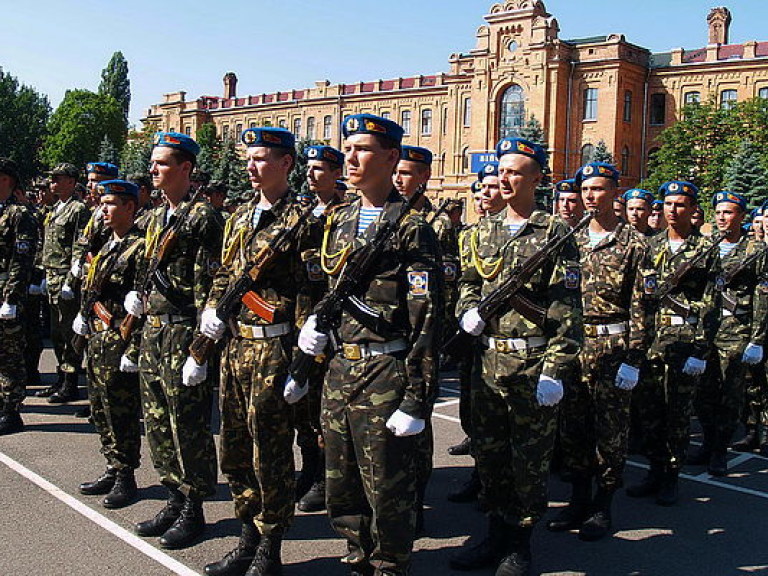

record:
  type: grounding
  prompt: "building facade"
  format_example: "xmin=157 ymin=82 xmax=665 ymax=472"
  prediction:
xmin=143 ymin=1 xmax=768 ymax=207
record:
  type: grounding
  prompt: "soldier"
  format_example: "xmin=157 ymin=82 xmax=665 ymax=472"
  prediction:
xmin=689 ymin=192 xmax=768 ymax=475
xmin=203 ymin=181 xmax=231 ymax=221
xmin=298 ymin=113 xmax=442 ymax=575
xmin=624 ymin=188 xmax=656 ymax=237
xmin=554 ymin=179 xmax=584 ymax=228
xmin=691 ymin=206 xmax=706 ymax=231
xmin=37 ymin=163 xmax=90 ymax=403
xmin=191 ymin=169 xmax=211 ymax=191
xmin=126 ymin=172 xmax=155 ymax=232
xmin=124 ymin=132 xmax=223 ymax=549
xmin=73 ymin=180 xmax=145 ymax=508
xmin=0 ymin=159 xmax=38 ymax=435
xmin=613 ymin=194 xmax=627 ymax=220
xmin=548 ymin=162 xmax=652 ymax=541
xmin=627 ymin=181 xmax=717 ymax=506
xmin=648 ymin=199 xmax=667 ymax=232
xmin=451 ymin=138 xmax=581 ymax=576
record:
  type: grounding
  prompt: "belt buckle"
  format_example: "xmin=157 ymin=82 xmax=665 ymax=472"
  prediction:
xmin=94 ymin=319 xmax=107 ymax=332
xmin=148 ymin=315 xmax=161 ymax=328
xmin=660 ymin=316 xmax=671 ymax=327
xmin=343 ymin=343 xmax=362 ymax=361
xmin=584 ymin=325 xmax=596 ymax=337
xmin=495 ymin=339 xmax=511 ymax=353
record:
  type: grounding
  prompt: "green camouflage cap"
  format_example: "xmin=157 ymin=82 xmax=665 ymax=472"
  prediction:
xmin=48 ymin=163 xmax=79 ymax=178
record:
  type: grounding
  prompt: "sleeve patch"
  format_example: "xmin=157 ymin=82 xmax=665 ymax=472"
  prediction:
xmin=15 ymin=241 xmax=31 ymax=255
xmin=564 ymin=266 xmax=580 ymax=290
xmin=643 ymin=273 xmax=658 ymax=295
xmin=408 ymin=271 xmax=429 ymax=296
xmin=443 ymin=262 xmax=458 ymax=283
xmin=306 ymin=259 xmax=324 ymax=282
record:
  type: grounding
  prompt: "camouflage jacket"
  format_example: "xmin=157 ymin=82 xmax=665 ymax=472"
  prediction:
xmin=647 ymin=229 xmax=718 ymax=357
xmin=134 ymin=203 xmax=154 ymax=233
xmin=42 ymin=196 xmax=90 ymax=283
xmin=0 ymin=196 xmax=38 ymax=305
xmin=457 ymin=208 xmax=582 ymax=381
xmin=319 ymin=189 xmax=443 ymax=418
xmin=302 ymin=197 xmax=342 ymax=307
xmin=713 ymin=234 xmax=768 ymax=347
xmin=81 ymin=226 xmax=145 ymax=361
xmin=575 ymin=221 xmax=654 ymax=366
xmin=138 ymin=193 xmax=225 ymax=315
xmin=432 ymin=211 xmax=460 ymax=284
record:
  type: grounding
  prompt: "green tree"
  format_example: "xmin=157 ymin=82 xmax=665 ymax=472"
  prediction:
xmin=0 ymin=67 xmax=51 ymax=184
xmin=99 ymin=52 xmax=130 ymax=128
xmin=724 ymin=140 xmax=768 ymax=211
xmin=289 ymin=138 xmax=316 ymax=196
xmin=519 ymin=115 xmax=546 ymax=147
xmin=120 ymin=128 xmax=153 ymax=176
xmin=98 ymin=134 xmax=119 ymax=166
xmin=42 ymin=89 xmax=125 ymax=170
xmin=592 ymin=140 xmax=614 ymax=163
xmin=196 ymin=123 xmax=221 ymax=175
xmin=213 ymin=139 xmax=249 ymax=194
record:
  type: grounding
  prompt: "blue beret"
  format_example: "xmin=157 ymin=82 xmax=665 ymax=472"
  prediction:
xmin=97 ymin=179 xmax=138 ymax=199
xmin=241 ymin=127 xmax=295 ymax=149
xmin=335 ymin=180 xmax=348 ymax=192
xmin=575 ymin=162 xmax=620 ymax=187
xmin=153 ymin=132 xmax=200 ymax=156
xmin=342 ymin=114 xmax=404 ymax=145
xmin=306 ymin=145 xmax=344 ymax=166
xmin=743 ymin=223 xmax=753 ymax=231
xmin=555 ymin=179 xmax=577 ymax=193
xmin=477 ymin=162 xmax=499 ymax=181
xmin=495 ymin=137 xmax=548 ymax=168
xmin=659 ymin=180 xmax=698 ymax=201
xmin=623 ymin=188 xmax=655 ymax=205
xmin=470 ymin=180 xmax=483 ymax=194
xmin=713 ymin=191 xmax=747 ymax=210
xmin=86 ymin=162 xmax=118 ymax=177
xmin=401 ymin=146 xmax=432 ymax=165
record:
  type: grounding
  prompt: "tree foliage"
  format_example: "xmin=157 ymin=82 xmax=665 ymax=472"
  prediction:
xmin=724 ymin=140 xmax=768 ymax=211
xmin=591 ymin=140 xmax=614 ymax=163
xmin=99 ymin=51 xmax=130 ymax=129
xmin=289 ymin=138 xmax=316 ymax=196
xmin=120 ymin=128 xmax=154 ymax=176
xmin=213 ymin=139 xmax=250 ymax=195
xmin=518 ymin=115 xmax=546 ymax=147
xmin=196 ymin=123 xmax=221 ymax=175
xmin=98 ymin=135 xmax=119 ymax=166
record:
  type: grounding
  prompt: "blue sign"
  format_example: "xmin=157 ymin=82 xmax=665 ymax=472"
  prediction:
xmin=470 ymin=151 xmax=497 ymax=174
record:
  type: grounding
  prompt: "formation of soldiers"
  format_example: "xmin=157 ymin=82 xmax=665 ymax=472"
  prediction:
xmin=0 ymin=110 xmax=767 ymax=576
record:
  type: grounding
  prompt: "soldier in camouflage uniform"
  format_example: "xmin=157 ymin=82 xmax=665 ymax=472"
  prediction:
xmin=126 ymin=172 xmax=155 ymax=232
xmin=73 ymin=180 xmax=145 ymax=508
xmin=0 ymin=159 xmax=38 ymax=435
xmin=201 ymin=127 xmax=317 ymax=576
xmin=624 ymin=189 xmax=656 ymax=237
xmin=648 ymin=199 xmax=667 ymax=233
xmin=298 ymin=114 xmax=442 ymax=576
xmin=689 ymin=192 xmax=768 ymax=475
xmin=451 ymin=138 xmax=581 ymax=576
xmin=548 ymin=163 xmax=653 ymax=541
xmin=553 ymin=179 xmax=583 ymax=228
xmin=124 ymin=132 xmax=224 ymax=549
xmin=627 ymin=181 xmax=717 ymax=506
xmin=38 ymin=163 xmax=90 ymax=402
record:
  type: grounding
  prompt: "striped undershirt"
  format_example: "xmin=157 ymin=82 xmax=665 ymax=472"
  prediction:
xmin=588 ymin=230 xmax=610 ymax=249
xmin=719 ymin=241 xmax=738 ymax=259
xmin=505 ymin=220 xmax=527 ymax=237
xmin=668 ymin=239 xmax=685 ymax=254
xmin=357 ymin=206 xmax=384 ymax=237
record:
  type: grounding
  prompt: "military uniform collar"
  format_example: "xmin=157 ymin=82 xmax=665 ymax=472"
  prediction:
xmin=249 ymin=189 xmax=293 ymax=214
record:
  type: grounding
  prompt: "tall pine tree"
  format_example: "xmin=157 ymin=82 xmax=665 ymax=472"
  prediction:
xmin=98 ymin=135 xmax=119 ymax=166
xmin=99 ymin=52 xmax=130 ymax=129
xmin=213 ymin=139 xmax=249 ymax=195
xmin=592 ymin=140 xmax=614 ymax=163
xmin=724 ymin=140 xmax=768 ymax=211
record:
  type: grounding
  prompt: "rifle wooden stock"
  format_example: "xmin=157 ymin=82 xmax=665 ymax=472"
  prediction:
xmin=241 ymin=291 xmax=276 ymax=323
xmin=119 ymin=314 xmax=137 ymax=341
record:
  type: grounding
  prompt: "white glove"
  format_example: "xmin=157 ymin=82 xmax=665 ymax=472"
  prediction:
xmin=40 ymin=278 xmax=48 ymax=295
xmin=298 ymin=314 xmax=329 ymax=356
xmin=60 ymin=284 xmax=75 ymax=301
xmin=200 ymin=307 xmax=226 ymax=341
xmin=682 ymin=356 xmax=707 ymax=376
xmin=70 ymin=260 xmax=83 ymax=279
xmin=386 ymin=409 xmax=426 ymax=437
xmin=182 ymin=356 xmax=207 ymax=386
xmin=0 ymin=302 xmax=17 ymax=320
xmin=459 ymin=307 xmax=486 ymax=336
xmin=536 ymin=374 xmax=564 ymax=406
xmin=615 ymin=363 xmax=640 ymax=390
xmin=742 ymin=343 xmax=764 ymax=365
xmin=72 ymin=313 xmax=89 ymax=336
xmin=28 ymin=284 xmax=42 ymax=296
xmin=124 ymin=291 xmax=144 ymax=317
xmin=283 ymin=376 xmax=308 ymax=404
xmin=119 ymin=355 xmax=139 ymax=373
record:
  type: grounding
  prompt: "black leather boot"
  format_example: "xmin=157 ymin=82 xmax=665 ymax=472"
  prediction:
xmin=295 ymin=445 xmax=320 ymax=501
xmin=655 ymin=468 xmax=679 ymax=506
xmin=79 ymin=468 xmax=117 ymax=495
xmin=298 ymin=478 xmax=326 ymax=512
xmin=0 ymin=406 xmax=24 ymax=436
xmin=103 ymin=469 xmax=138 ymax=509
xmin=448 ymin=436 xmax=472 ymax=456
xmin=495 ymin=525 xmax=532 ymax=576
xmin=245 ymin=531 xmax=283 ymax=576
xmin=449 ymin=514 xmax=510 ymax=571
xmin=547 ymin=477 xmax=592 ymax=532
xmin=136 ymin=488 xmax=185 ymax=537
xmin=708 ymin=451 xmax=728 ymax=477
xmin=37 ymin=369 xmax=64 ymax=398
xmin=759 ymin=424 xmax=768 ymax=457
xmin=205 ymin=522 xmax=261 ymax=576
xmin=626 ymin=462 xmax=664 ymax=498
xmin=159 ymin=496 xmax=206 ymax=549
xmin=731 ymin=424 xmax=758 ymax=452
xmin=687 ymin=425 xmax=715 ymax=465
xmin=48 ymin=372 xmax=79 ymax=404
xmin=578 ymin=488 xmax=614 ymax=541
xmin=448 ymin=466 xmax=482 ymax=503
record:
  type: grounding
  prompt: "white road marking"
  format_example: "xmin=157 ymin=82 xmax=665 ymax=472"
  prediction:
xmin=433 ymin=399 xmax=461 ymax=409
xmin=0 ymin=451 xmax=201 ymax=576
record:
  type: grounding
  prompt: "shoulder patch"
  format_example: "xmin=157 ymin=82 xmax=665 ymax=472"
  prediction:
xmin=15 ymin=240 xmax=31 ymax=255
xmin=564 ymin=265 xmax=580 ymax=290
xmin=408 ymin=270 xmax=429 ymax=296
xmin=643 ymin=272 xmax=658 ymax=295
xmin=443 ymin=261 xmax=458 ymax=283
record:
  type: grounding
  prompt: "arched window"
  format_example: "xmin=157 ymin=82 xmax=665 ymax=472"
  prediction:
xmin=499 ymin=85 xmax=525 ymax=139
xmin=621 ymin=146 xmax=630 ymax=176
xmin=580 ymin=144 xmax=595 ymax=167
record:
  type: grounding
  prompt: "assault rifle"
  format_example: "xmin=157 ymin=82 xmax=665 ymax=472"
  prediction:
xmin=188 ymin=200 xmax=317 ymax=365
xmin=426 ymin=198 xmax=450 ymax=226
xmin=288 ymin=189 xmax=425 ymax=386
xmin=655 ymin=231 xmax=726 ymax=317
xmin=718 ymin=240 xmax=768 ymax=313
xmin=441 ymin=211 xmax=593 ymax=360
xmin=119 ymin=189 xmax=203 ymax=340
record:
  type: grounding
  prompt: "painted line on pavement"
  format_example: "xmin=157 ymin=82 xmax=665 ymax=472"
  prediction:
xmin=0 ymin=451 xmax=201 ymax=576
xmin=432 ymin=412 xmax=462 ymax=424
xmin=433 ymin=398 xmax=461 ymax=409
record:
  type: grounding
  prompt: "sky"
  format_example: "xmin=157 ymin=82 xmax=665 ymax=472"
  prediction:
xmin=4 ymin=0 xmax=768 ymax=128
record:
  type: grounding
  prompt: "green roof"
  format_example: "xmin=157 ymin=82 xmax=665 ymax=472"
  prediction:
xmin=564 ymin=35 xmax=608 ymax=45
xmin=650 ymin=52 xmax=673 ymax=68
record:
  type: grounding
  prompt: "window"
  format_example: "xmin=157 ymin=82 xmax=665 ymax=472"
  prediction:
xmin=461 ymin=147 xmax=469 ymax=172
xmin=499 ymin=85 xmax=525 ymax=138
xmin=184 ymin=126 xmax=191 ymax=136
xmin=323 ymin=115 xmax=332 ymax=139
xmin=421 ymin=109 xmax=433 ymax=135
xmin=684 ymin=91 xmax=701 ymax=105
xmin=442 ymin=108 xmax=448 ymax=135
xmin=222 ymin=125 xmax=230 ymax=141
xmin=236 ymin=123 xmax=243 ymax=140
xmin=581 ymin=144 xmax=595 ymax=167
xmin=649 ymin=93 xmax=666 ymax=125
xmin=463 ymin=97 xmax=472 ymax=127
xmin=249 ymin=121 xmax=257 ymax=129
xmin=720 ymin=89 xmax=738 ymax=110
xmin=623 ymin=91 xmax=632 ymax=122
xmin=293 ymin=117 xmax=302 ymax=136
xmin=381 ymin=111 xmax=391 ymax=119
xmin=306 ymin=117 xmax=315 ymax=139
xmin=583 ymin=87 xmax=598 ymax=121
xmin=278 ymin=118 xmax=286 ymax=129
xmin=759 ymin=88 xmax=768 ymax=100
xmin=401 ymin=110 xmax=412 ymax=135
xmin=621 ymin=146 xmax=630 ymax=176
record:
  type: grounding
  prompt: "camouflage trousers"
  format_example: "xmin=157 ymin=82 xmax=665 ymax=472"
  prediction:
xmin=695 ymin=340 xmax=748 ymax=451
xmin=219 ymin=336 xmax=295 ymax=536
xmin=47 ymin=272 xmax=82 ymax=374
xmin=293 ymin=356 xmax=325 ymax=452
xmin=559 ymin=333 xmax=631 ymax=490
xmin=138 ymin=320 xmax=217 ymax=499
xmin=86 ymin=329 xmax=141 ymax=470
xmin=474 ymin=347 xmax=557 ymax=527
xmin=457 ymin=344 xmax=481 ymax=439
xmin=745 ymin=362 xmax=768 ymax=429
xmin=0 ymin=314 xmax=27 ymax=410
xmin=23 ymin=293 xmax=43 ymax=386
xmin=323 ymin=353 xmax=418 ymax=574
